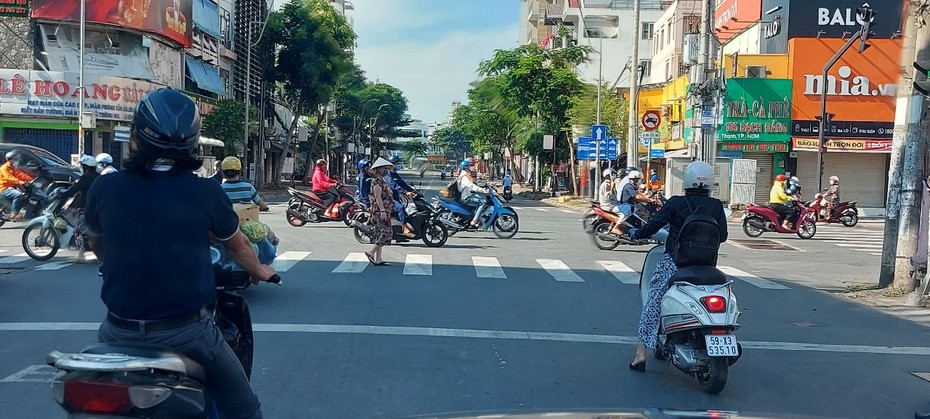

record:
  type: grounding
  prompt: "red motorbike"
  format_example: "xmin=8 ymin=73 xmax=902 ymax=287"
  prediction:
xmin=806 ymin=192 xmax=859 ymax=227
xmin=742 ymin=201 xmax=817 ymax=239
xmin=582 ymin=202 xmax=657 ymax=250
xmin=285 ymin=185 xmax=360 ymax=227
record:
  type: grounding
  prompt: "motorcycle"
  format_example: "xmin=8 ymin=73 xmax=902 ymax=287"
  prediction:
xmin=502 ymin=185 xmax=513 ymax=202
xmin=641 ymin=228 xmax=742 ymax=394
xmin=583 ymin=202 xmax=657 ymax=250
xmin=46 ymin=250 xmax=282 ymax=418
xmin=353 ymin=189 xmax=450 ymax=247
xmin=21 ymin=187 xmax=79 ymax=261
xmin=806 ymin=192 xmax=859 ymax=227
xmin=742 ymin=201 xmax=817 ymax=239
xmin=0 ymin=180 xmax=54 ymax=227
xmin=285 ymin=184 xmax=360 ymax=227
xmin=433 ymin=185 xmax=519 ymax=239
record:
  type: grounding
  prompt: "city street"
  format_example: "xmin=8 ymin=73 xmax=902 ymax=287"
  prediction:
xmin=0 ymin=174 xmax=927 ymax=418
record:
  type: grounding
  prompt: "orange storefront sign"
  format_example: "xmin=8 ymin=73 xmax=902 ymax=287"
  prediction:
xmin=714 ymin=0 xmax=762 ymax=43
xmin=788 ymin=38 xmax=901 ymax=123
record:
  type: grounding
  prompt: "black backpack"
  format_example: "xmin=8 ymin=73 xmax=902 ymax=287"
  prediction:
xmin=673 ymin=197 xmax=721 ymax=267
xmin=440 ymin=177 xmax=461 ymax=200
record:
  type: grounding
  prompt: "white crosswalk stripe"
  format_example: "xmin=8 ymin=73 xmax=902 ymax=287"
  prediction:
xmin=333 ymin=252 xmax=369 ymax=273
xmin=0 ymin=253 xmax=31 ymax=264
xmin=537 ymin=259 xmax=584 ymax=282
xmin=597 ymin=260 xmax=638 ymax=284
xmin=472 ymin=256 xmax=506 ymax=278
xmin=560 ymin=209 xmax=575 ymax=214
xmin=534 ymin=208 xmax=549 ymax=212
xmin=403 ymin=254 xmax=432 ymax=276
xmin=815 ymin=228 xmax=884 ymax=256
xmin=717 ymin=266 xmax=790 ymax=290
xmin=271 ymin=251 xmax=311 ymax=273
xmin=35 ymin=261 xmax=73 ymax=271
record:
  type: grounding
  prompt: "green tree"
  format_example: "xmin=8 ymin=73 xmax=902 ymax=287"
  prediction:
xmin=401 ymin=140 xmax=429 ymax=166
xmin=261 ymin=0 xmax=356 ymax=185
xmin=567 ymin=82 xmax=630 ymax=150
xmin=430 ymin=126 xmax=471 ymax=159
xmin=201 ymin=99 xmax=259 ymax=157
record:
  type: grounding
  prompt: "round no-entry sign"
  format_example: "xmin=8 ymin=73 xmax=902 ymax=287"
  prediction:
xmin=642 ymin=110 xmax=661 ymax=131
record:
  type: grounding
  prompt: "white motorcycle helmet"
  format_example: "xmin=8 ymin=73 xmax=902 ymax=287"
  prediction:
xmin=96 ymin=153 xmax=113 ymax=165
xmin=829 ymin=176 xmax=839 ymax=185
xmin=683 ymin=161 xmax=715 ymax=190
xmin=79 ymin=155 xmax=97 ymax=168
xmin=602 ymin=168 xmax=614 ymax=179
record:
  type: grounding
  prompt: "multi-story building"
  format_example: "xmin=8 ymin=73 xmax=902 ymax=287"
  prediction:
xmin=646 ymin=0 xmax=701 ymax=85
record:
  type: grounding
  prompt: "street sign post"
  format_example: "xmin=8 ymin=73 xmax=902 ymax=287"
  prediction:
xmin=591 ymin=124 xmax=607 ymax=193
xmin=649 ymin=148 xmax=665 ymax=158
xmin=576 ymin=137 xmax=618 ymax=160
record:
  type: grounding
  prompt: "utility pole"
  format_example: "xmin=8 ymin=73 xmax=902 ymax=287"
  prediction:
xmin=880 ymin=1 xmax=928 ymax=290
xmin=879 ymin=1 xmax=930 ymax=292
xmin=696 ymin=0 xmax=718 ymax=164
xmin=595 ymin=33 xmax=603 ymax=197
xmin=77 ymin=0 xmax=85 ymax=156
xmin=626 ymin=0 xmax=641 ymax=167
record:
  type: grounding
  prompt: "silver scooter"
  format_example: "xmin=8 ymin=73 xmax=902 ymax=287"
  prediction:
xmin=640 ymin=228 xmax=742 ymax=394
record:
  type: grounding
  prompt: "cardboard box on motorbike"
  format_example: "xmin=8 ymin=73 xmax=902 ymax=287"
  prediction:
xmin=233 ymin=203 xmax=260 ymax=222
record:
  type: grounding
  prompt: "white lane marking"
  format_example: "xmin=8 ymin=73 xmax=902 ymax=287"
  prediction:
xmin=0 ymin=253 xmax=31 ymax=264
xmin=833 ymin=243 xmax=884 ymax=249
xmin=560 ymin=209 xmax=575 ymax=214
xmin=597 ymin=260 xmax=638 ymax=284
xmin=35 ymin=261 xmax=73 ymax=271
xmin=534 ymin=208 xmax=549 ymax=212
xmin=511 ymin=206 xmax=525 ymax=211
xmin=403 ymin=254 xmax=432 ymax=276
xmin=537 ymin=259 xmax=584 ymax=282
xmin=333 ymin=252 xmax=369 ymax=273
xmin=0 ymin=365 xmax=63 ymax=383
xmin=869 ymin=252 xmax=883 ymax=256
xmin=717 ymin=266 xmax=790 ymax=290
xmin=472 ymin=256 xmax=506 ymax=278
xmin=271 ymin=251 xmax=312 ymax=272
xmin=3 ymin=322 xmax=929 ymax=356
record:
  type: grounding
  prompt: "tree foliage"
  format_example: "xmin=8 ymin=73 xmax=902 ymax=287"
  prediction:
xmin=430 ymin=126 xmax=471 ymax=159
xmin=201 ymin=99 xmax=258 ymax=157
xmin=567 ymin=82 xmax=630 ymax=149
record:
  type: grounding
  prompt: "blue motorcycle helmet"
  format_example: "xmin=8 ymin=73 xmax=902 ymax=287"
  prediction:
xmin=459 ymin=159 xmax=473 ymax=170
xmin=357 ymin=158 xmax=369 ymax=171
xmin=389 ymin=156 xmax=401 ymax=165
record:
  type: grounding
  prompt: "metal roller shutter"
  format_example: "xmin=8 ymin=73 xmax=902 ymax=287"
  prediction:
xmin=796 ymin=152 xmax=888 ymax=207
xmin=743 ymin=152 xmax=774 ymax=204
xmin=3 ymin=128 xmax=76 ymax=161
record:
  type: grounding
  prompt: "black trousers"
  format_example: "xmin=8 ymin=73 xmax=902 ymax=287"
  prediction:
xmin=770 ymin=203 xmax=797 ymax=224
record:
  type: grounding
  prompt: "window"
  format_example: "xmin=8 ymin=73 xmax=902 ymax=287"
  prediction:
xmin=642 ymin=22 xmax=654 ymax=40
xmin=640 ymin=60 xmax=651 ymax=78
xmin=665 ymin=59 xmax=671 ymax=81
xmin=220 ymin=8 xmax=232 ymax=49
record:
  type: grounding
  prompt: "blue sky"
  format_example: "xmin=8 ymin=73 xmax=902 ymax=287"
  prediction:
xmin=273 ymin=0 xmax=520 ymax=123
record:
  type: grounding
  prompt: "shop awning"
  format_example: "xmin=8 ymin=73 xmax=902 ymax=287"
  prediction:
xmin=663 ymin=149 xmax=691 ymax=159
xmin=185 ymin=56 xmax=226 ymax=96
xmin=199 ymin=137 xmax=224 ymax=147
xmin=193 ymin=0 xmax=223 ymax=39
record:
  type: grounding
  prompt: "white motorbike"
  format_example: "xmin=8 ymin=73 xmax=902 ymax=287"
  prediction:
xmin=640 ymin=228 xmax=742 ymax=394
xmin=22 ymin=187 xmax=80 ymax=261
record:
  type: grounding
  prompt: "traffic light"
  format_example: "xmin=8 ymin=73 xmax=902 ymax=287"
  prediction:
xmin=914 ymin=61 xmax=930 ymax=96
xmin=815 ymin=113 xmax=835 ymax=124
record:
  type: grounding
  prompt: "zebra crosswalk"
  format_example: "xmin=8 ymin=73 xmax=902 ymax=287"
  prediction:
xmin=815 ymin=226 xmax=885 ymax=256
xmin=4 ymin=248 xmax=791 ymax=290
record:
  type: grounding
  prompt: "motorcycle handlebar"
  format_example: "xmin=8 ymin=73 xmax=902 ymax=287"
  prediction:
xmin=266 ymin=274 xmax=282 ymax=285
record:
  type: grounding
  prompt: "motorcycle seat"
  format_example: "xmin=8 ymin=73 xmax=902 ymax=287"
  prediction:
xmin=668 ymin=265 xmax=728 ymax=288
xmin=79 ymin=342 xmax=207 ymax=382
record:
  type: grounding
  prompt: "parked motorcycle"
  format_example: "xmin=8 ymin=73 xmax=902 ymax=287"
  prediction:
xmin=806 ymin=192 xmax=859 ymax=227
xmin=285 ymin=185 xmax=360 ymax=227
xmin=742 ymin=202 xmax=817 ymax=239
xmin=433 ymin=185 xmax=519 ymax=239
xmin=353 ymin=189 xmax=449 ymax=247
xmin=583 ymin=202 xmax=658 ymax=250
xmin=46 ymin=251 xmax=281 ymax=418
xmin=641 ymin=229 xmax=742 ymax=394
xmin=21 ymin=187 xmax=79 ymax=261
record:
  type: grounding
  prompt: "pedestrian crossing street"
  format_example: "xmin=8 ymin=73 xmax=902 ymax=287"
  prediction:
xmin=3 ymin=248 xmax=791 ymax=290
xmin=815 ymin=226 xmax=885 ymax=256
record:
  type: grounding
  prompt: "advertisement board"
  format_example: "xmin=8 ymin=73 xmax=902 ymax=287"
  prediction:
xmin=0 ymin=69 xmax=163 ymax=122
xmin=788 ymin=38 xmax=901 ymax=139
xmin=714 ymin=0 xmax=762 ymax=43
xmin=784 ymin=0 xmax=904 ymax=39
xmin=718 ymin=78 xmax=792 ymax=144
xmin=792 ymin=137 xmax=891 ymax=153
xmin=0 ymin=0 xmax=30 ymax=17
xmin=32 ymin=0 xmax=192 ymax=47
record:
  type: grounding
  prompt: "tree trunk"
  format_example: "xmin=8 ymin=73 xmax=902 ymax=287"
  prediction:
xmin=301 ymin=110 xmax=327 ymax=184
xmin=567 ymin=134 xmax=577 ymax=196
xmin=274 ymin=109 xmax=303 ymax=188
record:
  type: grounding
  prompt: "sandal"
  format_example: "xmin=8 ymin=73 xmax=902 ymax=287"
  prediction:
xmin=365 ymin=252 xmax=390 ymax=266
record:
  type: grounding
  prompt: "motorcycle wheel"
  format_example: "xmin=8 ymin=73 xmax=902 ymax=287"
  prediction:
xmin=342 ymin=205 xmax=360 ymax=227
xmin=742 ymin=217 xmax=764 ymax=237
xmin=582 ymin=213 xmax=598 ymax=233
xmin=592 ymin=222 xmax=621 ymax=250
xmin=353 ymin=212 xmax=374 ymax=244
xmin=286 ymin=201 xmax=307 ymax=227
xmin=421 ymin=219 xmax=449 ymax=248
xmin=698 ymin=357 xmax=729 ymax=394
xmin=492 ymin=214 xmax=519 ymax=239
xmin=22 ymin=224 xmax=60 ymax=261
xmin=797 ymin=218 xmax=817 ymax=239
xmin=841 ymin=211 xmax=858 ymax=227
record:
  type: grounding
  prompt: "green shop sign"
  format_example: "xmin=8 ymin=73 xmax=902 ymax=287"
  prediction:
xmin=718 ymin=78 xmax=792 ymax=143
xmin=0 ymin=0 xmax=29 ymax=17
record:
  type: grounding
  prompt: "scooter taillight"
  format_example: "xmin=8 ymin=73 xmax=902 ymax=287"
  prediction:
xmin=701 ymin=296 xmax=727 ymax=313
xmin=62 ymin=380 xmax=132 ymax=415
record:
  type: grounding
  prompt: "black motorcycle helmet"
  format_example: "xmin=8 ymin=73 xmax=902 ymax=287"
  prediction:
xmin=133 ymin=88 xmax=201 ymax=155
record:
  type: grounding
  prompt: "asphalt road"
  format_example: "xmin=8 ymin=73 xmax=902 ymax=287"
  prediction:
xmin=0 ymin=171 xmax=928 ymax=418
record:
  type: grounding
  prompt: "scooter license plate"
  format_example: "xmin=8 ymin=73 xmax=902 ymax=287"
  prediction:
xmin=704 ymin=334 xmax=739 ymax=357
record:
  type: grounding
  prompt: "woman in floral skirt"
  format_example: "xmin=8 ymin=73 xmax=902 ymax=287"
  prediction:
xmin=365 ymin=158 xmax=395 ymax=266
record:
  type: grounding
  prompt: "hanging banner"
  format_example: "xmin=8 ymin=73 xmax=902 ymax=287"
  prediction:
xmin=718 ymin=78 xmax=793 ymax=144
xmin=38 ymin=24 xmax=157 ymax=81
xmin=32 ymin=0 xmax=192 ymax=47
xmin=791 ymin=137 xmax=892 ymax=153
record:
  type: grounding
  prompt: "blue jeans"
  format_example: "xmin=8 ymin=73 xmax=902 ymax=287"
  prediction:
xmin=463 ymin=194 xmax=488 ymax=224
xmin=1 ymin=187 xmax=24 ymax=212
xmin=99 ymin=314 xmax=263 ymax=419
xmin=394 ymin=200 xmax=407 ymax=224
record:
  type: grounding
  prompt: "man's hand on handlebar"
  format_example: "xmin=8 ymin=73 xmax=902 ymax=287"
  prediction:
xmin=250 ymin=264 xmax=280 ymax=285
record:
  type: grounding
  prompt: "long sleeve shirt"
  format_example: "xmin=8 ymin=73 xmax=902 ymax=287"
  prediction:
xmin=312 ymin=166 xmax=339 ymax=192
xmin=769 ymin=181 xmax=794 ymax=205
xmin=457 ymin=171 xmax=485 ymax=199
xmin=0 ymin=162 xmax=33 ymax=190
